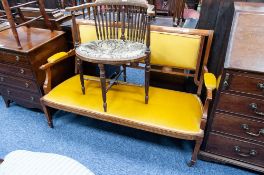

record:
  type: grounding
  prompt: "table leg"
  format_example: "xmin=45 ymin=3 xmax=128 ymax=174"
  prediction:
xmin=99 ymin=64 xmax=107 ymax=112
xmin=145 ymin=56 xmax=150 ymax=104
xmin=122 ymin=64 xmax=127 ymax=82
xmin=77 ymin=58 xmax=85 ymax=95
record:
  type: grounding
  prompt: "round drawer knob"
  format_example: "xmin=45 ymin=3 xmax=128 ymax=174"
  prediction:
xmin=20 ymin=69 xmax=25 ymax=74
xmin=25 ymin=83 xmax=29 ymax=88
xmin=30 ymin=96 xmax=34 ymax=101
xmin=0 ymin=77 xmax=4 ymax=82
xmin=257 ymin=83 xmax=264 ymax=90
xmin=16 ymin=56 xmax=20 ymax=62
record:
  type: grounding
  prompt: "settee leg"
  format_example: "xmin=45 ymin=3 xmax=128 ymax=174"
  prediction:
xmin=188 ymin=138 xmax=202 ymax=167
xmin=40 ymin=100 xmax=53 ymax=128
xmin=145 ymin=56 xmax=150 ymax=104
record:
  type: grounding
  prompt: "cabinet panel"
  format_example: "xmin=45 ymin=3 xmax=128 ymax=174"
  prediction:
xmin=0 ymin=73 xmax=39 ymax=93
xmin=206 ymin=133 xmax=264 ymax=167
xmin=217 ymin=92 xmax=264 ymax=120
xmin=212 ymin=112 xmax=264 ymax=143
xmin=222 ymin=72 xmax=264 ymax=98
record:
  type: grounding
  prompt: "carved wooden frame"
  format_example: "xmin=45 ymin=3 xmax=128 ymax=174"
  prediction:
xmin=40 ymin=15 xmax=214 ymax=166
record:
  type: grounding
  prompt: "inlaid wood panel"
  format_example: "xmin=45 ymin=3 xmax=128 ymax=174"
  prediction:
xmin=221 ymin=72 xmax=264 ymax=98
xmin=206 ymin=133 xmax=264 ymax=167
xmin=217 ymin=92 xmax=264 ymax=120
xmin=212 ymin=112 xmax=264 ymax=143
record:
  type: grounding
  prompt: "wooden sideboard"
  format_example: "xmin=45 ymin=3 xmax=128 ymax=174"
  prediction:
xmin=0 ymin=26 xmax=73 ymax=110
xmin=200 ymin=2 xmax=264 ymax=173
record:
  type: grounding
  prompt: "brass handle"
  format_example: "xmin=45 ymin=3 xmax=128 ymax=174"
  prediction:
xmin=257 ymin=83 xmax=264 ymax=91
xmin=20 ymin=68 xmax=25 ymax=74
xmin=0 ymin=77 xmax=4 ymax=82
xmin=16 ymin=56 xmax=20 ymax=62
xmin=241 ymin=124 xmax=264 ymax=137
xmin=234 ymin=146 xmax=257 ymax=157
xmin=25 ymin=83 xmax=29 ymax=88
xmin=249 ymin=103 xmax=264 ymax=116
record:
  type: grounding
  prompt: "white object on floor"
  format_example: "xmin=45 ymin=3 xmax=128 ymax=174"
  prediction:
xmin=0 ymin=150 xmax=95 ymax=175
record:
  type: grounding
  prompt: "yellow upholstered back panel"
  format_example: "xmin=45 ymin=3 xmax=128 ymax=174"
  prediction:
xmin=79 ymin=25 xmax=98 ymax=43
xmin=151 ymin=31 xmax=201 ymax=70
xmin=79 ymin=25 xmax=202 ymax=70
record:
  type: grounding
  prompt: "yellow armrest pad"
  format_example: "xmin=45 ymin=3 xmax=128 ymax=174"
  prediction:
xmin=204 ymin=73 xmax=216 ymax=90
xmin=47 ymin=52 xmax=68 ymax=63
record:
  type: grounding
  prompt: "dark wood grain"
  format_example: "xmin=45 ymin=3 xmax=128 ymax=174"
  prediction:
xmin=200 ymin=2 xmax=264 ymax=173
xmin=212 ymin=112 xmax=264 ymax=143
xmin=0 ymin=26 xmax=72 ymax=110
xmin=0 ymin=26 xmax=64 ymax=53
xmin=0 ymin=73 xmax=39 ymax=93
xmin=217 ymin=92 xmax=264 ymax=121
xmin=221 ymin=71 xmax=264 ymax=98
xmin=206 ymin=133 xmax=264 ymax=167
xmin=0 ymin=0 xmax=52 ymax=49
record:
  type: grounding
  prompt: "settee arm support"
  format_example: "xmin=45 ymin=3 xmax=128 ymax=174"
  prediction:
xmin=201 ymin=70 xmax=216 ymax=130
xmin=40 ymin=49 xmax=75 ymax=94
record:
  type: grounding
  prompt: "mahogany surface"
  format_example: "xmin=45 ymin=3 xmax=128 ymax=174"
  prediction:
xmin=200 ymin=2 xmax=264 ymax=173
xmin=206 ymin=133 xmax=264 ymax=167
xmin=0 ymin=26 xmax=64 ymax=53
xmin=0 ymin=26 xmax=73 ymax=110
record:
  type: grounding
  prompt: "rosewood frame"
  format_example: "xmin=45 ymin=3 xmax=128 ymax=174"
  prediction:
xmin=40 ymin=20 xmax=213 ymax=166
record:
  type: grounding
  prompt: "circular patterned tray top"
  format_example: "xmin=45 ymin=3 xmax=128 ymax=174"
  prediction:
xmin=76 ymin=39 xmax=147 ymax=63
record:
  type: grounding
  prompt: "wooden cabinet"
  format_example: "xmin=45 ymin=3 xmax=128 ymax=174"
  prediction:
xmin=0 ymin=26 xmax=72 ymax=110
xmin=200 ymin=2 xmax=264 ymax=173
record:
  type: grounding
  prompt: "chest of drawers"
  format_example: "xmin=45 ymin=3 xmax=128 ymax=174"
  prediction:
xmin=0 ymin=26 xmax=68 ymax=110
xmin=200 ymin=70 xmax=264 ymax=173
xmin=199 ymin=2 xmax=264 ymax=173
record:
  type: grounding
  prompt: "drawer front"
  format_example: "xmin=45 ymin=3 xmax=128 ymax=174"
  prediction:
xmin=0 ymin=62 xmax=34 ymax=79
xmin=206 ymin=133 xmax=264 ymax=167
xmin=217 ymin=93 xmax=264 ymax=120
xmin=212 ymin=112 xmax=264 ymax=143
xmin=0 ymin=73 xmax=39 ymax=93
xmin=222 ymin=72 xmax=264 ymax=97
xmin=0 ymin=52 xmax=29 ymax=66
xmin=0 ymin=86 xmax=40 ymax=105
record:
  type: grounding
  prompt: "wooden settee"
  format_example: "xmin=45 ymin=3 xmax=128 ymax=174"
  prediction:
xmin=40 ymin=20 xmax=215 ymax=166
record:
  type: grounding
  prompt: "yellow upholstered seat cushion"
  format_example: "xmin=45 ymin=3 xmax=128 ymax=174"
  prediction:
xmin=47 ymin=52 xmax=68 ymax=63
xmin=43 ymin=75 xmax=203 ymax=134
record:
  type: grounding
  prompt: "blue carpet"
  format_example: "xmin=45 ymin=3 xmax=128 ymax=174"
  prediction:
xmin=0 ymin=68 xmax=256 ymax=175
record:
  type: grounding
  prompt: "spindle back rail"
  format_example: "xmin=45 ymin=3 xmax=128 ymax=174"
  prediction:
xmin=67 ymin=1 xmax=153 ymax=46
